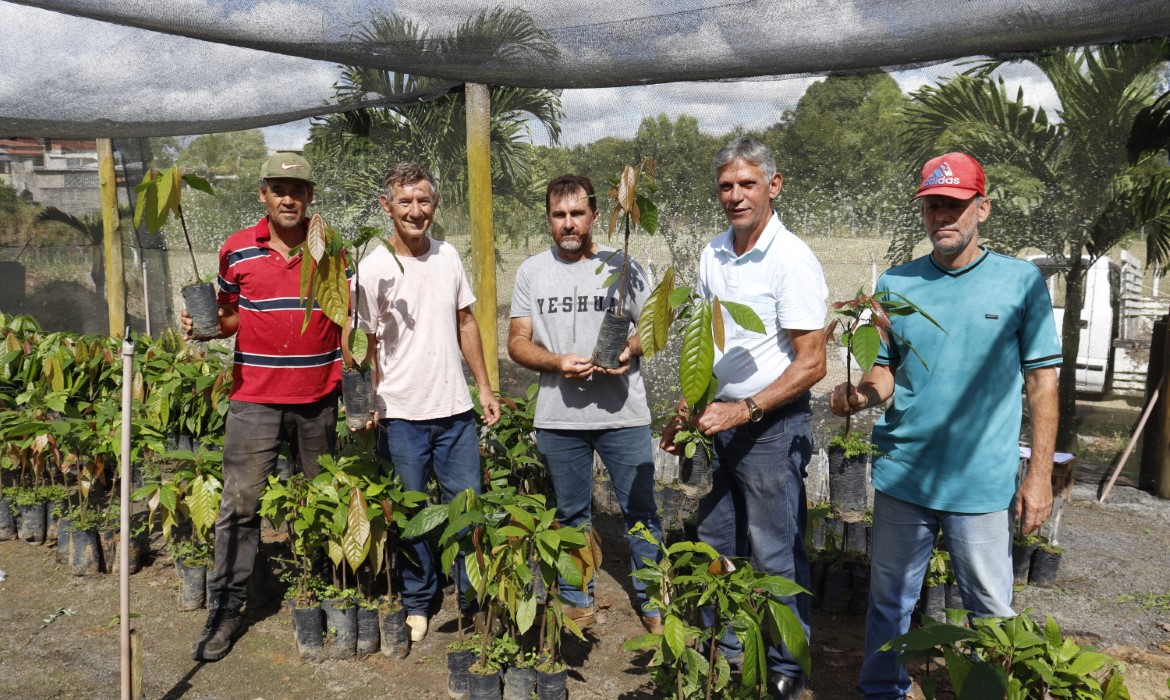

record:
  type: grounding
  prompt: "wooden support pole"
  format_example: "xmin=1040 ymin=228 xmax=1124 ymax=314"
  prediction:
xmin=130 ymin=629 xmax=143 ymax=699
xmin=97 ymin=138 xmax=125 ymax=337
xmin=1140 ymin=314 xmax=1170 ymax=498
xmin=465 ymin=83 xmax=499 ymax=391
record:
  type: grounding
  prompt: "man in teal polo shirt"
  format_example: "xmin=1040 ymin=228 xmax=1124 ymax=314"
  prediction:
xmin=829 ymin=152 xmax=1061 ymax=700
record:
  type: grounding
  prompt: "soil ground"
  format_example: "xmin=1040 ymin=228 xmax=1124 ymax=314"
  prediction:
xmin=1 ymin=479 xmax=1169 ymax=700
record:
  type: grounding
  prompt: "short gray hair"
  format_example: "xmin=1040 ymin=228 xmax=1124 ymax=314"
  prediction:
xmin=713 ymin=136 xmax=777 ymax=182
xmin=382 ymin=162 xmax=439 ymax=202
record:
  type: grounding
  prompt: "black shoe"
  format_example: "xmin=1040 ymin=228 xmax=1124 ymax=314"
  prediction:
xmin=192 ymin=607 xmax=243 ymax=662
xmin=767 ymin=673 xmax=805 ymax=700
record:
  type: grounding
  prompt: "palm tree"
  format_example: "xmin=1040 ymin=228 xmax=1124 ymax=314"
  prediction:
xmin=899 ymin=40 xmax=1170 ymax=450
xmin=305 ymin=8 xmax=562 ymax=224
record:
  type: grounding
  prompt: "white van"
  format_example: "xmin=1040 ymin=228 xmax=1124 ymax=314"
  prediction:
xmin=1026 ymin=255 xmax=1119 ymax=395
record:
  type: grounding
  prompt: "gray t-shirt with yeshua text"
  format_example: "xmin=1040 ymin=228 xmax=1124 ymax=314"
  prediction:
xmin=510 ymin=245 xmax=652 ymax=430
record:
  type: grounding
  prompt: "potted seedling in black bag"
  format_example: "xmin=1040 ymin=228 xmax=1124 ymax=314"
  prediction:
xmin=825 ymin=290 xmax=940 ymax=519
xmin=639 ymin=267 xmax=765 ymax=496
xmin=592 ymin=159 xmax=659 ymax=369
xmin=297 ymin=218 xmax=390 ymax=430
xmin=134 ymin=167 xmax=218 ymax=339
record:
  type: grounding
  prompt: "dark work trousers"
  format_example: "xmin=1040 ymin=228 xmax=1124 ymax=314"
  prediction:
xmin=208 ymin=393 xmax=338 ymax=611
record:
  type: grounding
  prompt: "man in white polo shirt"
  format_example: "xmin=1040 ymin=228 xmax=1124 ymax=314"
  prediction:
xmin=663 ymin=136 xmax=828 ymax=699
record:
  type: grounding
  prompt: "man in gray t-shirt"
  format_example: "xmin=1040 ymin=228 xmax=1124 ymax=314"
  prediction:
xmin=508 ymin=174 xmax=663 ymax=634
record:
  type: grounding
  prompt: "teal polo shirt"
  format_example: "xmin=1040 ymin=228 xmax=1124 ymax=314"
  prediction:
xmin=870 ymin=248 xmax=1062 ymax=513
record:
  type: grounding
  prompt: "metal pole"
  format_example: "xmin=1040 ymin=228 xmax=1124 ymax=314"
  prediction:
xmin=98 ymin=139 xmax=126 ymax=337
xmin=141 ymin=261 xmax=151 ymax=337
xmin=119 ymin=329 xmax=133 ymax=699
xmin=465 ymin=82 xmax=499 ymax=391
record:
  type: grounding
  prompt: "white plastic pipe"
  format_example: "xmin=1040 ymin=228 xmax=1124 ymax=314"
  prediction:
xmin=119 ymin=330 xmax=133 ymax=700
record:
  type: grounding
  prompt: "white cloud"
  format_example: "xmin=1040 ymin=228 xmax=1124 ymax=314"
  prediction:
xmin=552 ymin=77 xmax=819 ymax=146
xmin=262 ymin=119 xmax=314 ymax=151
xmin=892 ymin=60 xmax=1061 ymax=114
xmin=0 ymin=3 xmax=340 ymax=133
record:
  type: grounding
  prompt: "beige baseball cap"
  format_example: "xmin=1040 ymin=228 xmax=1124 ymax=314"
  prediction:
xmin=259 ymin=152 xmax=315 ymax=185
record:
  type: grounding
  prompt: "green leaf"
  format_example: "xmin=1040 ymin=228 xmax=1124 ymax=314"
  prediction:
xmin=668 ymin=287 xmax=691 ymax=308
xmin=635 ymin=194 xmax=658 ymax=234
xmin=740 ymin=622 xmax=764 ymax=689
xmin=711 ymin=297 xmax=725 ymax=351
xmin=153 ymin=167 xmax=176 ymax=226
xmin=720 ymin=300 xmax=765 ymax=334
xmin=621 ymin=633 xmax=662 ymax=651
xmin=516 ymin=594 xmax=537 ymax=634
xmin=187 ymin=473 xmax=222 ymax=541
xmin=638 ymin=267 xmax=675 ymax=359
xmin=849 ymin=324 xmax=881 ymax=373
xmin=663 ymin=613 xmax=687 ymax=658
xmin=679 ymin=301 xmax=714 ymax=407
xmin=557 ymin=550 xmax=583 ymax=589
xmin=403 ymin=504 xmax=448 ymax=538
xmin=348 ymin=331 xmax=368 ymax=360
xmin=766 ymin=599 xmax=811 ymax=678
xmin=957 ymin=662 xmax=1008 ymax=700
xmin=343 ymin=488 xmax=371 ymax=571
xmin=315 ymin=252 xmax=349 ymax=328
xmin=181 ymin=173 xmax=216 ymax=197
xmin=882 ymin=621 xmax=979 ymax=654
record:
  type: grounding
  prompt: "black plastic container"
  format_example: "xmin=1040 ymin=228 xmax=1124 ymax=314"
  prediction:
xmin=182 ymin=283 xmax=220 ymax=340
xmin=288 ymin=599 xmax=324 ymax=662
xmin=322 ymin=598 xmax=358 ymax=659
xmin=592 ymin=311 xmax=631 ymax=369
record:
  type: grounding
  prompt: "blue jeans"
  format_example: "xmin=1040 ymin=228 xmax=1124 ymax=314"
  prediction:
xmin=698 ymin=395 xmax=813 ymax=681
xmin=858 ymin=490 xmax=1014 ymax=699
xmin=535 ymin=425 xmax=663 ymax=615
xmin=377 ymin=410 xmax=482 ymax=616
xmin=211 ymin=394 xmax=338 ymax=611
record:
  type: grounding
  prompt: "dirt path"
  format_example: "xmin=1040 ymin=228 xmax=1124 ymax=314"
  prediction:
xmin=1 ymin=483 xmax=1168 ymax=699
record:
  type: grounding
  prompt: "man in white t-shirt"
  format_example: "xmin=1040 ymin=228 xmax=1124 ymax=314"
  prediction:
xmin=354 ymin=162 xmax=500 ymax=643
xmin=662 ymin=137 xmax=828 ymax=699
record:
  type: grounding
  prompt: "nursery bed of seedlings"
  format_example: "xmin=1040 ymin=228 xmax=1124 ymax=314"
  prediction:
xmin=3 ymin=482 xmax=1170 ymax=699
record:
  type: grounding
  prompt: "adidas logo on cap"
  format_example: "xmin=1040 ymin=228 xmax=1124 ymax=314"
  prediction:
xmin=913 ymin=153 xmax=985 ymax=200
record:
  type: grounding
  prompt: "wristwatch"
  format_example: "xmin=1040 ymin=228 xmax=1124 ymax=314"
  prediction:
xmin=744 ymin=397 xmax=763 ymax=422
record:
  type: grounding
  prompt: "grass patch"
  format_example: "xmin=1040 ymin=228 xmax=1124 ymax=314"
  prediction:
xmin=1115 ymin=592 xmax=1170 ymax=612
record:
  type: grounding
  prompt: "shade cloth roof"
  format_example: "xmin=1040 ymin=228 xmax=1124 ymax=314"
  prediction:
xmin=3 ymin=0 xmax=1169 ymax=137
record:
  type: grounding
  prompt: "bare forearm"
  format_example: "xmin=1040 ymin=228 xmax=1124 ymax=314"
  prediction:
xmin=458 ymin=313 xmax=493 ymax=391
xmin=751 ymin=329 xmax=827 ymax=412
xmin=507 ymin=316 xmax=584 ymax=374
xmin=1025 ymin=367 xmax=1059 ymax=477
xmin=507 ymin=334 xmax=562 ymax=373
xmin=217 ymin=304 xmax=240 ymax=338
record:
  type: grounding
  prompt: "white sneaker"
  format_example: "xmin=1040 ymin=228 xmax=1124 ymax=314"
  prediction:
xmin=406 ymin=614 xmax=428 ymax=642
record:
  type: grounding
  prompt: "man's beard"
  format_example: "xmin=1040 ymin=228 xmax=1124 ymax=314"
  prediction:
xmin=558 ymin=235 xmax=584 ymax=252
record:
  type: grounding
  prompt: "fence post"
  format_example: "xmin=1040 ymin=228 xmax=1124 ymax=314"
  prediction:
xmin=97 ymin=138 xmax=125 ymax=337
xmin=465 ymin=82 xmax=499 ymax=392
xmin=1139 ymin=314 xmax=1170 ymax=498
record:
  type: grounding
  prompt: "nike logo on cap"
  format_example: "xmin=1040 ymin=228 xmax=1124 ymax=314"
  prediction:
xmin=280 ymin=162 xmax=302 ymax=170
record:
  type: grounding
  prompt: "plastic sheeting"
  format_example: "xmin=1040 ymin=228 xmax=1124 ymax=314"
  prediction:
xmin=3 ymin=0 xmax=1170 ymax=137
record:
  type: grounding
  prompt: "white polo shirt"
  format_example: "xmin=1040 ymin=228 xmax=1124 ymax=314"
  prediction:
xmin=698 ymin=212 xmax=828 ymax=401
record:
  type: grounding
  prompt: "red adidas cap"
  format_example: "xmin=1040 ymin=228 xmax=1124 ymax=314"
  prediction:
xmin=912 ymin=152 xmax=986 ymax=200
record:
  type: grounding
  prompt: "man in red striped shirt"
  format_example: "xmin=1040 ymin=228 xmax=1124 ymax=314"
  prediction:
xmin=183 ymin=152 xmax=341 ymax=662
